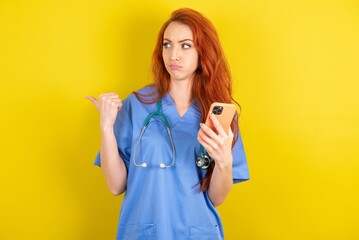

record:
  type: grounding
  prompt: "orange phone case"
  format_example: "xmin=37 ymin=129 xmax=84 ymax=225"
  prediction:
xmin=204 ymin=102 xmax=236 ymax=133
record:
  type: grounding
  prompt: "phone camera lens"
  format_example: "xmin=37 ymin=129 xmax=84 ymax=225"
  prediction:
xmin=212 ymin=106 xmax=223 ymax=115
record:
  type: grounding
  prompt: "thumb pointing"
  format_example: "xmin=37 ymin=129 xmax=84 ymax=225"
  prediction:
xmin=86 ymin=96 xmax=98 ymax=106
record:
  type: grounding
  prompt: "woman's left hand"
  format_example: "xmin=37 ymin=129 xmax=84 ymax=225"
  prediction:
xmin=197 ymin=114 xmax=234 ymax=168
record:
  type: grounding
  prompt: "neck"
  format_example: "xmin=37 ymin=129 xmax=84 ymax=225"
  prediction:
xmin=169 ymin=79 xmax=192 ymax=105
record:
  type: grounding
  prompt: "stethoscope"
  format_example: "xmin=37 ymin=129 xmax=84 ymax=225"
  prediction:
xmin=133 ymin=100 xmax=211 ymax=169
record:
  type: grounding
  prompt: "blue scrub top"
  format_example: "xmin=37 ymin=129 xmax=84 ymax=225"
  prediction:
xmin=94 ymin=86 xmax=249 ymax=240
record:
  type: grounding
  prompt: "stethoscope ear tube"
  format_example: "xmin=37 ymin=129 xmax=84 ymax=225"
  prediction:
xmin=133 ymin=100 xmax=176 ymax=168
xmin=133 ymin=99 xmax=211 ymax=169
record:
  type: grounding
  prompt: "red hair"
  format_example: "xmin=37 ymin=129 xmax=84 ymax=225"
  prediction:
xmin=135 ymin=8 xmax=240 ymax=191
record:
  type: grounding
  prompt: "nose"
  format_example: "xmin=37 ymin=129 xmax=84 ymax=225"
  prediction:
xmin=170 ymin=48 xmax=179 ymax=61
xmin=171 ymin=55 xmax=179 ymax=61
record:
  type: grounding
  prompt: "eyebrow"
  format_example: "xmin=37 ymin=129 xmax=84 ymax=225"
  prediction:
xmin=163 ymin=38 xmax=193 ymax=43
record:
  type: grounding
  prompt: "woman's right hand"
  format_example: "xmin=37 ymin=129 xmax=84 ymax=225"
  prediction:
xmin=86 ymin=93 xmax=122 ymax=129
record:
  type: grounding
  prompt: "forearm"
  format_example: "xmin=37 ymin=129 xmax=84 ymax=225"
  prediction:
xmin=208 ymin=157 xmax=233 ymax=207
xmin=100 ymin=126 xmax=127 ymax=195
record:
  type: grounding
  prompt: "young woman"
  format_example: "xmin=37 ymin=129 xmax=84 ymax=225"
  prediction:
xmin=87 ymin=8 xmax=249 ymax=240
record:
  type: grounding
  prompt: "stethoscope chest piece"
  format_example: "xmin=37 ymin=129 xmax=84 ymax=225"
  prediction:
xmin=196 ymin=153 xmax=211 ymax=169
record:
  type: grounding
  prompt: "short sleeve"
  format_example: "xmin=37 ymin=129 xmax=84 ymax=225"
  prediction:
xmin=232 ymin=131 xmax=250 ymax=184
xmin=94 ymin=100 xmax=132 ymax=169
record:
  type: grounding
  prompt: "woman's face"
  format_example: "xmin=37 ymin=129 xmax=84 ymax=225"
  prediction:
xmin=162 ymin=22 xmax=199 ymax=83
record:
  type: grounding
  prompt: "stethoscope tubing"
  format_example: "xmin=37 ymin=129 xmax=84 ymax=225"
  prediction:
xmin=132 ymin=99 xmax=210 ymax=169
xmin=133 ymin=118 xmax=176 ymax=168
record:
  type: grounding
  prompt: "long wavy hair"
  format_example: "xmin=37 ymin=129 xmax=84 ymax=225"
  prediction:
xmin=135 ymin=8 xmax=240 ymax=192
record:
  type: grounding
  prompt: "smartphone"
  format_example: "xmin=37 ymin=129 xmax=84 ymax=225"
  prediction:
xmin=204 ymin=102 xmax=236 ymax=133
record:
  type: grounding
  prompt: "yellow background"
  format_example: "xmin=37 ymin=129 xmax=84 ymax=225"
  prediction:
xmin=1 ymin=0 xmax=358 ymax=239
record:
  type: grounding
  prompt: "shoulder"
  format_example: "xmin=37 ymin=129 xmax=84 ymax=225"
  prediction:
xmin=136 ymin=85 xmax=157 ymax=96
xmin=122 ymin=85 xmax=158 ymax=110
xmin=125 ymin=85 xmax=158 ymax=104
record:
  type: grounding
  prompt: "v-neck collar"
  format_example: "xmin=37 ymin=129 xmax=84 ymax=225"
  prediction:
xmin=161 ymin=92 xmax=201 ymax=128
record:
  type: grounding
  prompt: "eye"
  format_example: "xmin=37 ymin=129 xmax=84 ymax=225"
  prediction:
xmin=182 ymin=43 xmax=191 ymax=49
xmin=163 ymin=42 xmax=171 ymax=48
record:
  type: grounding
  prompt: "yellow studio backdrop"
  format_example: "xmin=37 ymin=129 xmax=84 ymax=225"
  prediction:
xmin=0 ymin=0 xmax=358 ymax=239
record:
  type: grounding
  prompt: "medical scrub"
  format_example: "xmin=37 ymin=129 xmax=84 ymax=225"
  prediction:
xmin=94 ymin=86 xmax=249 ymax=240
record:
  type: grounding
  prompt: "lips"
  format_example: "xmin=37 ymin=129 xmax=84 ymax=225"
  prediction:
xmin=169 ymin=64 xmax=182 ymax=70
